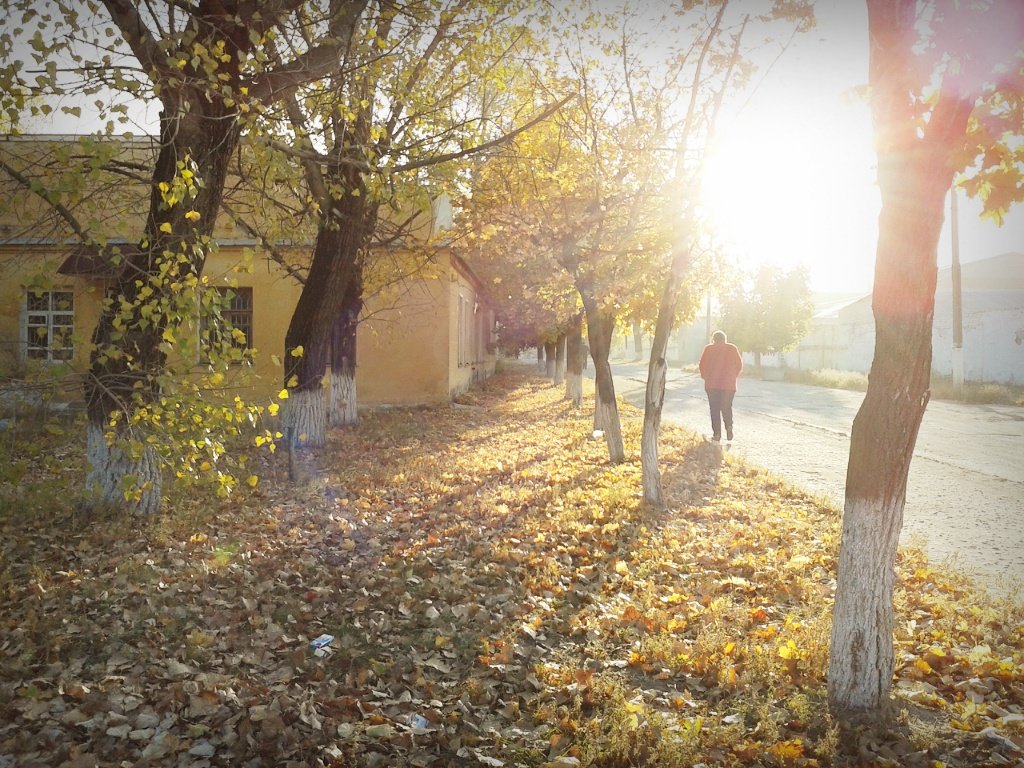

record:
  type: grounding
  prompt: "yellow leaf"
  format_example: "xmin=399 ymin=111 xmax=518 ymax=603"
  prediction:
xmin=914 ymin=658 xmax=934 ymax=675
xmin=290 ymin=345 xmax=304 ymax=357
xmin=210 ymin=372 xmax=224 ymax=386
xmin=769 ymin=739 xmax=804 ymax=760
xmin=278 ymin=389 xmax=289 ymax=399
xmin=777 ymin=640 xmax=801 ymax=660
xmin=184 ymin=210 xmax=200 ymax=221
xmin=614 ymin=560 xmax=630 ymax=575
xmin=267 ymin=403 xmax=280 ymax=416
xmin=246 ymin=475 xmax=259 ymax=487
xmin=159 ymin=222 xmax=172 ymax=233
xmin=723 ymin=642 xmax=735 ymax=656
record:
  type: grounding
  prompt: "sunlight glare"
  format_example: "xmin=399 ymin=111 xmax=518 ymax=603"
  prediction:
xmin=700 ymin=99 xmax=880 ymax=294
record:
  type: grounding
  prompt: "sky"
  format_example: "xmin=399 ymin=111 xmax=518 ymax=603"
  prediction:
xmin=700 ymin=0 xmax=1024 ymax=297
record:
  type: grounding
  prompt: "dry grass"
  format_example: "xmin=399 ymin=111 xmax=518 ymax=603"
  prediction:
xmin=785 ymin=367 xmax=1024 ymax=406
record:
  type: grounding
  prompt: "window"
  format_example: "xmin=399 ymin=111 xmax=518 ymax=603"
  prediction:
xmin=201 ymin=287 xmax=253 ymax=359
xmin=24 ymin=289 xmax=74 ymax=361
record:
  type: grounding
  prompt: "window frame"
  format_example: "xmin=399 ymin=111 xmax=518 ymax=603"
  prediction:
xmin=21 ymin=288 xmax=75 ymax=363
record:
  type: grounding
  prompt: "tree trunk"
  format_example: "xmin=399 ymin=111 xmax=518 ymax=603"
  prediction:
xmin=641 ymin=249 xmax=690 ymax=507
xmin=829 ymin=174 xmax=948 ymax=714
xmin=580 ymin=291 xmax=624 ymax=462
xmin=283 ymin=166 xmax=373 ymax=446
xmin=565 ymin=313 xmax=584 ymax=407
xmin=554 ymin=334 xmax=566 ymax=385
xmin=828 ymin=0 xmax=972 ymax=717
xmin=328 ymin=267 xmax=363 ymax=426
xmin=85 ymin=423 xmax=162 ymax=516
xmin=544 ymin=341 xmax=557 ymax=381
xmin=632 ymin=320 xmax=643 ymax=360
xmin=536 ymin=345 xmax=545 ymax=372
xmin=84 ymin=75 xmax=241 ymax=514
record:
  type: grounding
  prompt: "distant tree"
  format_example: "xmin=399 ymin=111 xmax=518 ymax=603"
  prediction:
xmin=829 ymin=0 xmax=1024 ymax=718
xmin=466 ymin=1 xmax=712 ymax=464
xmin=718 ymin=264 xmax=814 ymax=370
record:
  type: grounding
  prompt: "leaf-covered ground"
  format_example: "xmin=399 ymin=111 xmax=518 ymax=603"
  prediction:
xmin=1 ymin=364 xmax=1022 ymax=767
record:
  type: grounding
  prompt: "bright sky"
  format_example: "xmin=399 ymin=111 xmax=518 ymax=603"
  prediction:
xmin=701 ymin=0 xmax=1023 ymax=297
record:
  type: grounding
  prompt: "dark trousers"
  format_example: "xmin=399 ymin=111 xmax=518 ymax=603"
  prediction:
xmin=706 ymin=389 xmax=735 ymax=438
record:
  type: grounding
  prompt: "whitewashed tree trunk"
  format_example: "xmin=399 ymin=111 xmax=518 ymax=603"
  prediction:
xmin=566 ymin=374 xmax=583 ymax=407
xmin=641 ymin=243 xmax=691 ymax=507
xmin=828 ymin=496 xmax=901 ymax=711
xmin=283 ymin=387 xmax=327 ymax=447
xmin=554 ymin=335 xmax=566 ymax=385
xmin=827 ymin=0 xmax=974 ymax=719
xmin=329 ymin=369 xmax=357 ymax=426
xmin=595 ymin=395 xmax=622 ymax=456
xmin=544 ymin=341 xmax=556 ymax=381
xmin=86 ymin=423 xmax=162 ymax=515
xmin=580 ymin=299 xmax=623 ymax=463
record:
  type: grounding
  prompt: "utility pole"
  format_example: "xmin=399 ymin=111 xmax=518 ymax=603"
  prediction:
xmin=950 ymin=185 xmax=964 ymax=398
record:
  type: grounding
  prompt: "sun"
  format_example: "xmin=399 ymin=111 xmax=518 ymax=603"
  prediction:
xmin=699 ymin=100 xmax=880 ymax=295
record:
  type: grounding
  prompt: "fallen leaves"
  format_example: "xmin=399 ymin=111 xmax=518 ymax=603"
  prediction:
xmin=0 ymin=365 xmax=1021 ymax=766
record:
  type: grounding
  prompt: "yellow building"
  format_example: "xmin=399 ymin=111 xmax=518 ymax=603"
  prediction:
xmin=0 ymin=134 xmax=496 ymax=408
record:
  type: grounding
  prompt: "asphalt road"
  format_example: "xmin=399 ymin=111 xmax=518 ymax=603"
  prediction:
xmin=609 ymin=360 xmax=1024 ymax=592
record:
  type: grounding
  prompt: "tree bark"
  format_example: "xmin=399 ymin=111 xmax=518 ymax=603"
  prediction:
xmin=536 ymin=345 xmax=545 ymax=372
xmin=580 ymin=291 xmax=623 ymax=462
xmin=565 ymin=313 xmax=584 ymax=407
xmin=828 ymin=0 xmax=974 ymax=717
xmin=84 ymin=64 xmax=241 ymax=514
xmin=641 ymin=248 xmax=690 ymax=507
xmin=86 ymin=422 xmax=161 ymax=516
xmin=829 ymin=161 xmax=949 ymax=714
xmin=544 ymin=341 xmax=557 ymax=381
xmin=282 ymin=161 xmax=373 ymax=446
xmin=632 ymin=320 xmax=643 ymax=360
xmin=328 ymin=266 xmax=363 ymax=426
xmin=554 ymin=334 xmax=566 ymax=385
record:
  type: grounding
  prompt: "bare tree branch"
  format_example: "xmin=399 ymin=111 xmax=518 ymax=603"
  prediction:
xmin=100 ymin=0 xmax=165 ymax=79
xmin=0 ymin=156 xmax=91 ymax=243
xmin=391 ymin=94 xmax=574 ymax=174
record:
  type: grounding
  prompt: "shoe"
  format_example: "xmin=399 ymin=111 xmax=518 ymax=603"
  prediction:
xmin=726 ymin=429 xmax=733 ymax=441
xmin=711 ymin=434 xmax=721 ymax=443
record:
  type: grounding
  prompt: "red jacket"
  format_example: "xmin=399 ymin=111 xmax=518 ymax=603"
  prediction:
xmin=699 ymin=341 xmax=743 ymax=391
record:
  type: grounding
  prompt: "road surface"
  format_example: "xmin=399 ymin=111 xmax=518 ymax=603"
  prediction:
xmin=609 ymin=360 xmax=1024 ymax=592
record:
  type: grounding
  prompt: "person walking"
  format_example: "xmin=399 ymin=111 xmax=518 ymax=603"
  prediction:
xmin=698 ymin=330 xmax=743 ymax=442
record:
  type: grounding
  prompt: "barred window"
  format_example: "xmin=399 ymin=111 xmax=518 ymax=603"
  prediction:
xmin=201 ymin=287 xmax=253 ymax=358
xmin=24 ymin=289 xmax=74 ymax=361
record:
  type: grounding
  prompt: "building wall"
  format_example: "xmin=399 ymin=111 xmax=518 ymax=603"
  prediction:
xmin=448 ymin=261 xmax=496 ymax=397
xmin=356 ymin=278 xmax=451 ymax=406
xmin=0 ymin=245 xmax=305 ymax=402
xmin=798 ymin=287 xmax=1024 ymax=386
xmin=0 ymin=137 xmax=498 ymax=407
